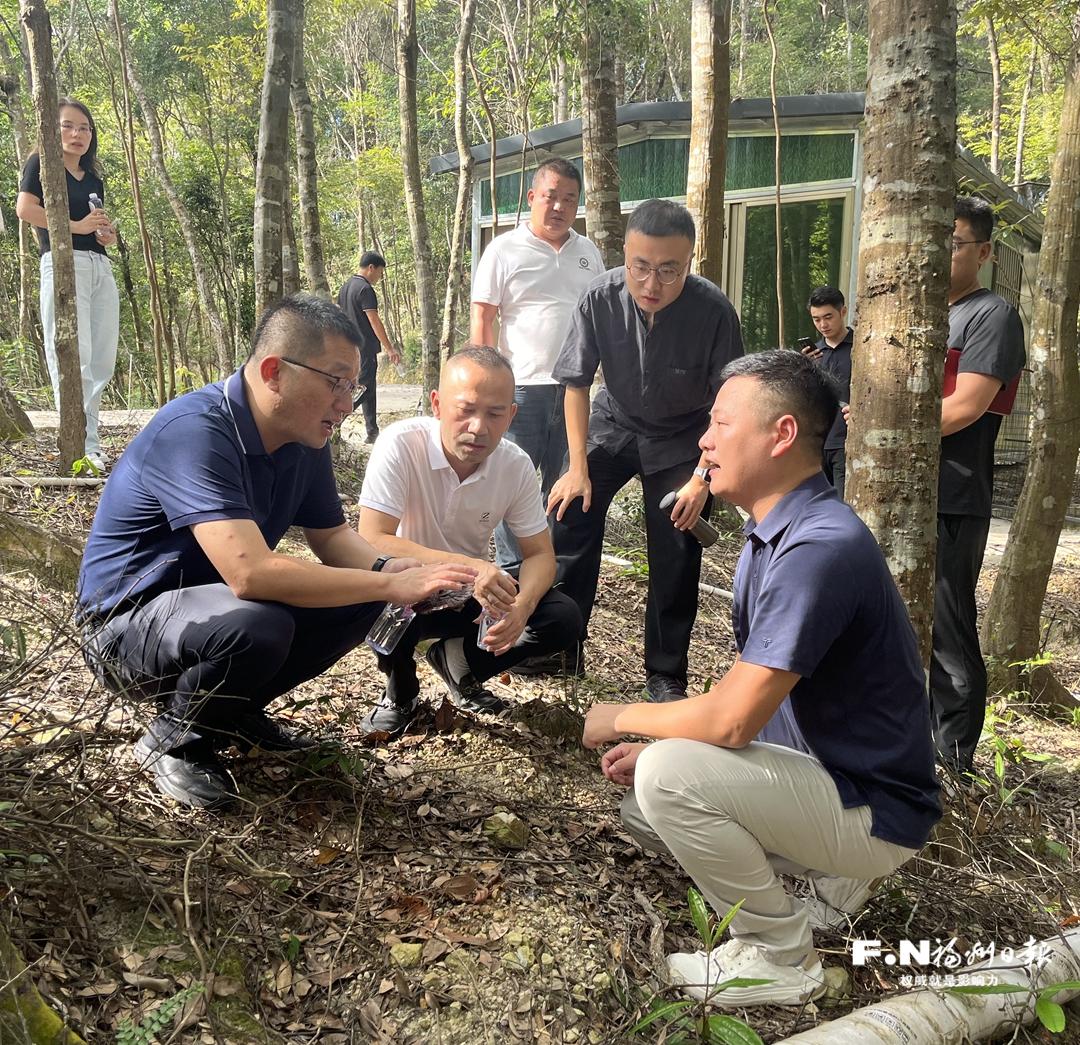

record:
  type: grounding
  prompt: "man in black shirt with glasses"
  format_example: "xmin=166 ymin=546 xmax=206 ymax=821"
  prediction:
xmin=543 ymin=199 xmax=744 ymax=701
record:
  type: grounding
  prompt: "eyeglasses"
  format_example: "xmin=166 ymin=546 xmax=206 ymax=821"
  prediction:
xmin=60 ymin=121 xmax=92 ymax=136
xmin=627 ymin=260 xmax=687 ymax=286
xmin=281 ymin=357 xmax=365 ymax=399
xmin=951 ymin=237 xmax=988 ymax=253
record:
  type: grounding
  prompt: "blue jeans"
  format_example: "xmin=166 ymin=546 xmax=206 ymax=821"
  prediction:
xmin=494 ymin=384 xmax=567 ymax=568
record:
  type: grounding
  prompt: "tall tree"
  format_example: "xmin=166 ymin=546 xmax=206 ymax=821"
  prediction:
xmin=981 ymin=14 xmax=1080 ymax=706
xmin=254 ymin=0 xmax=297 ymax=317
xmin=20 ymin=0 xmax=85 ymax=469
xmin=580 ymin=0 xmax=622 ymax=268
xmin=685 ymin=0 xmax=730 ymax=285
xmin=440 ymin=0 xmax=479 ymax=360
xmin=397 ymin=0 xmax=440 ymax=400
xmin=986 ymin=14 xmax=1002 ymax=177
xmin=290 ymin=0 xmax=331 ymax=298
xmin=846 ymin=0 xmax=957 ymax=660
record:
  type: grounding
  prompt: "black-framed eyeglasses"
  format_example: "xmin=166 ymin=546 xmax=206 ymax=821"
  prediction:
xmin=950 ymin=237 xmax=989 ymax=253
xmin=281 ymin=357 xmax=365 ymax=399
xmin=627 ymin=260 xmax=687 ymax=285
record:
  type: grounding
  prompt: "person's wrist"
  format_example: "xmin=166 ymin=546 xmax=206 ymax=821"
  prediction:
xmin=371 ymin=554 xmax=395 ymax=573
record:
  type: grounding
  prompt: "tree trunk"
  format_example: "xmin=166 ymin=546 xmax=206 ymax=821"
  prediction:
xmin=0 ymin=378 xmax=33 ymax=440
xmin=686 ymin=0 xmax=730 ymax=286
xmin=1013 ymin=42 xmax=1037 ymax=189
xmin=846 ymin=0 xmax=956 ymax=662
xmin=440 ymin=0 xmax=479 ymax=360
xmin=114 ymin=228 xmax=146 ymax=367
xmin=254 ymin=0 xmax=296 ymax=317
xmin=281 ymin=174 xmax=301 ymax=297
xmin=290 ymin=0 xmax=331 ymax=298
xmin=397 ymin=0 xmax=441 ymax=403
xmin=556 ymin=52 xmax=570 ymax=122
xmin=763 ymin=0 xmax=784 ymax=348
xmin=986 ymin=15 xmax=1002 ymax=177
xmin=117 ymin=17 xmax=233 ymax=377
xmin=981 ymin=18 xmax=1080 ymax=707
xmin=20 ymin=0 xmax=84 ymax=469
xmin=737 ymin=0 xmax=750 ymax=93
xmin=580 ymin=0 xmax=623 ymax=269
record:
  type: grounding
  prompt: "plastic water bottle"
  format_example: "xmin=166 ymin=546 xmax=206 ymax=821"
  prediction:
xmin=366 ymin=603 xmax=416 ymax=655
xmin=88 ymin=193 xmax=106 ymax=242
xmin=659 ymin=491 xmax=720 ymax=548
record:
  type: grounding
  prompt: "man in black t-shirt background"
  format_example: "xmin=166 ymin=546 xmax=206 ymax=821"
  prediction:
xmin=934 ymin=196 xmax=1026 ymax=772
xmin=337 ymin=252 xmax=401 ymax=443
xmin=801 ymin=286 xmax=853 ymax=499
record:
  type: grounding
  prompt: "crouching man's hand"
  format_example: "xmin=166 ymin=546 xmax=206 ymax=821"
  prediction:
xmin=600 ymin=741 xmax=648 ymax=787
xmin=582 ymin=703 xmax=623 ymax=749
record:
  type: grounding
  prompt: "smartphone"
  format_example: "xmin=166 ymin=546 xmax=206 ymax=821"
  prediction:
xmin=796 ymin=336 xmax=816 ymax=352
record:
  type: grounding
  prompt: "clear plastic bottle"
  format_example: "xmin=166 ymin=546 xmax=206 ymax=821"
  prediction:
xmin=366 ymin=603 xmax=416 ymax=655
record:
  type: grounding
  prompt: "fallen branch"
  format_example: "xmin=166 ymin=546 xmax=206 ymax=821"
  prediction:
xmin=633 ymin=889 xmax=669 ymax=986
xmin=0 ymin=477 xmax=105 ymax=488
xmin=0 ymin=923 xmax=86 ymax=1044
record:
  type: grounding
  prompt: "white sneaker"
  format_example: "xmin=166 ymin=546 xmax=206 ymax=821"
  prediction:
xmin=668 ymin=942 xmax=826 ymax=1008
xmin=85 ymin=451 xmax=109 ymax=475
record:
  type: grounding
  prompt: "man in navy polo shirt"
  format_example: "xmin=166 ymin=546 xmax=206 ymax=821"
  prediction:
xmin=580 ymin=350 xmax=940 ymax=1008
xmin=78 ymin=295 xmax=475 ymax=809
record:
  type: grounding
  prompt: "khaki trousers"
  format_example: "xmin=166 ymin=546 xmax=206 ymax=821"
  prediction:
xmin=622 ymin=739 xmax=917 ymax=965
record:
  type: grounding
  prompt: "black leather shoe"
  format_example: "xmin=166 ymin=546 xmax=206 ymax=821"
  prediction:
xmin=426 ymin=640 xmax=508 ymax=716
xmin=645 ymin=674 xmax=687 ymax=703
xmin=359 ymin=690 xmax=420 ymax=737
xmin=232 ymin=711 xmax=318 ymax=752
xmin=509 ymin=644 xmax=586 ymax=678
xmin=133 ymin=736 xmax=238 ymax=809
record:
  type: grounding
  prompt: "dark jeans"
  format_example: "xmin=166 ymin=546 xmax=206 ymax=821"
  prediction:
xmin=930 ymin=513 xmax=992 ymax=771
xmin=355 ymin=351 xmax=380 ymax=437
xmin=550 ymin=443 xmax=709 ymax=685
xmin=495 ymin=384 xmax=568 ymax=569
xmin=379 ymin=585 xmax=582 ymax=703
xmin=82 ymin=584 xmax=382 ymax=753
xmin=823 ymin=447 xmax=846 ymax=500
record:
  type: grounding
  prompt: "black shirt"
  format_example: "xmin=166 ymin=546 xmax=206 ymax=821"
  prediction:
xmin=939 ymin=289 xmax=1025 ymax=518
xmin=337 ymin=274 xmax=381 ymax=356
xmin=19 ymin=152 xmax=107 ymax=256
xmin=552 ymin=268 xmax=744 ymax=474
xmin=814 ymin=327 xmax=853 ymax=451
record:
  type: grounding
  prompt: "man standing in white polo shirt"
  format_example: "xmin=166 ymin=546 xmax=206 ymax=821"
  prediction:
xmin=357 ymin=347 xmax=583 ymax=735
xmin=471 ymin=157 xmax=605 ymax=568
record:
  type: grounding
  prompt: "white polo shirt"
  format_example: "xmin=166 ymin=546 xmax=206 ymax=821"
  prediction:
xmin=359 ymin=418 xmax=549 ymax=559
xmin=472 ymin=222 xmax=605 ymax=385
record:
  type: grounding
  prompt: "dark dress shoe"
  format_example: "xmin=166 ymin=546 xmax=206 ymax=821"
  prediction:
xmin=645 ymin=674 xmax=688 ymax=703
xmin=232 ymin=711 xmax=318 ymax=752
xmin=133 ymin=736 xmax=238 ymax=809
xmin=426 ymin=641 xmax=508 ymax=715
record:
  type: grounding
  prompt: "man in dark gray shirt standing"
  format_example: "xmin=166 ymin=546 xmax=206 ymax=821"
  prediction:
xmin=544 ymin=199 xmax=744 ymax=701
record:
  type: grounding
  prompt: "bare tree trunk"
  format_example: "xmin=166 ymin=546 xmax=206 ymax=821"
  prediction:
xmin=763 ymin=0 xmax=784 ymax=349
xmin=842 ymin=0 xmax=855 ymax=90
xmin=290 ymin=0 xmax=330 ymax=298
xmin=282 ymin=171 xmax=301 ymax=297
xmin=254 ymin=0 xmax=296 ymax=317
xmin=471 ymin=53 xmax=501 ymax=236
xmin=686 ymin=0 xmax=730 ymax=285
xmin=440 ymin=0 xmax=479 ymax=360
xmin=737 ymin=0 xmax=750 ymax=93
xmin=651 ymin=0 xmax=684 ymax=101
xmin=1013 ymin=42 xmax=1037 ymax=189
xmin=398 ymin=0 xmax=440 ymax=403
xmin=0 ymin=376 xmax=33 ymax=439
xmin=981 ymin=18 xmax=1080 ymax=707
xmin=117 ymin=17 xmax=233 ymax=376
xmin=986 ymin=14 xmax=1002 ymax=177
xmin=114 ymin=228 xmax=146 ymax=369
xmin=106 ymin=0 xmax=168 ymax=405
xmin=581 ymin=0 xmax=623 ymax=269
xmin=556 ymin=52 xmax=570 ymax=121
xmin=847 ymin=0 xmax=956 ymax=661
xmin=20 ymin=0 xmax=84 ymax=469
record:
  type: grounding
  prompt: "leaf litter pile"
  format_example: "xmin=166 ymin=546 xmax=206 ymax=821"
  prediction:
xmin=2 ymin=416 xmax=1080 ymax=1044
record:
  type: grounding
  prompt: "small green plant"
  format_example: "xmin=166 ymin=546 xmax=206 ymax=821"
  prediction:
xmin=945 ymin=978 xmax=1080 ymax=1034
xmin=116 ymin=982 xmax=205 ymax=1045
xmin=630 ymin=889 xmax=767 ymax=1044
xmin=71 ymin=455 xmax=105 ymax=478
xmin=973 ymin=703 xmax=1054 ymax=805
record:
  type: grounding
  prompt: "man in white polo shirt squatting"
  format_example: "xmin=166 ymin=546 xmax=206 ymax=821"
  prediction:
xmin=357 ymin=346 xmax=583 ymax=735
xmin=470 ymin=157 xmax=605 ymax=571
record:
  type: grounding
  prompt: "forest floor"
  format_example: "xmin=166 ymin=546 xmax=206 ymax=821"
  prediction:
xmin=2 ymin=411 xmax=1080 ymax=1045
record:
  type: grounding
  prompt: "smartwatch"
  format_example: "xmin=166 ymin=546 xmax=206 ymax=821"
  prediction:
xmin=371 ymin=555 xmax=395 ymax=573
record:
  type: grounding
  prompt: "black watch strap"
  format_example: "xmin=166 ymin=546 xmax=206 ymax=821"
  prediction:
xmin=371 ymin=555 xmax=394 ymax=573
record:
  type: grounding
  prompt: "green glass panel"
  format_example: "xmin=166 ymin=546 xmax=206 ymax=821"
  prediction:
xmin=740 ymin=197 xmax=846 ymax=354
xmin=478 ymin=134 xmax=854 ymax=216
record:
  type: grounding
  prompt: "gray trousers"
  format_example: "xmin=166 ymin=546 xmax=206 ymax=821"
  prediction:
xmin=622 ymin=739 xmax=916 ymax=965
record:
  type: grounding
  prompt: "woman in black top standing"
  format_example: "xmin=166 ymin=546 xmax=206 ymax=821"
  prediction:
xmin=16 ymin=97 xmax=119 ymax=473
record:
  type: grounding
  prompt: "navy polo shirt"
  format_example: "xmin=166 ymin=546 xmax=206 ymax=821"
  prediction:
xmin=732 ymin=473 xmax=941 ymax=850
xmin=77 ymin=371 xmax=346 ymax=616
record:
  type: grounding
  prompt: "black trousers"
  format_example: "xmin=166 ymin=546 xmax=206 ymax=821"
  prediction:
xmin=930 ymin=513 xmax=992 ymax=770
xmin=550 ymin=443 xmax=708 ymax=684
xmin=355 ymin=351 xmax=380 ymax=437
xmin=82 ymin=583 xmax=382 ymax=753
xmin=379 ymin=587 xmax=582 ymax=703
xmin=822 ymin=447 xmax=846 ymax=500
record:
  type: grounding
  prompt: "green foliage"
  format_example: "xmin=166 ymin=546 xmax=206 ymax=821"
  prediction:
xmin=115 ymin=982 xmax=205 ymax=1045
xmin=945 ymin=978 xmax=1080 ymax=1035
